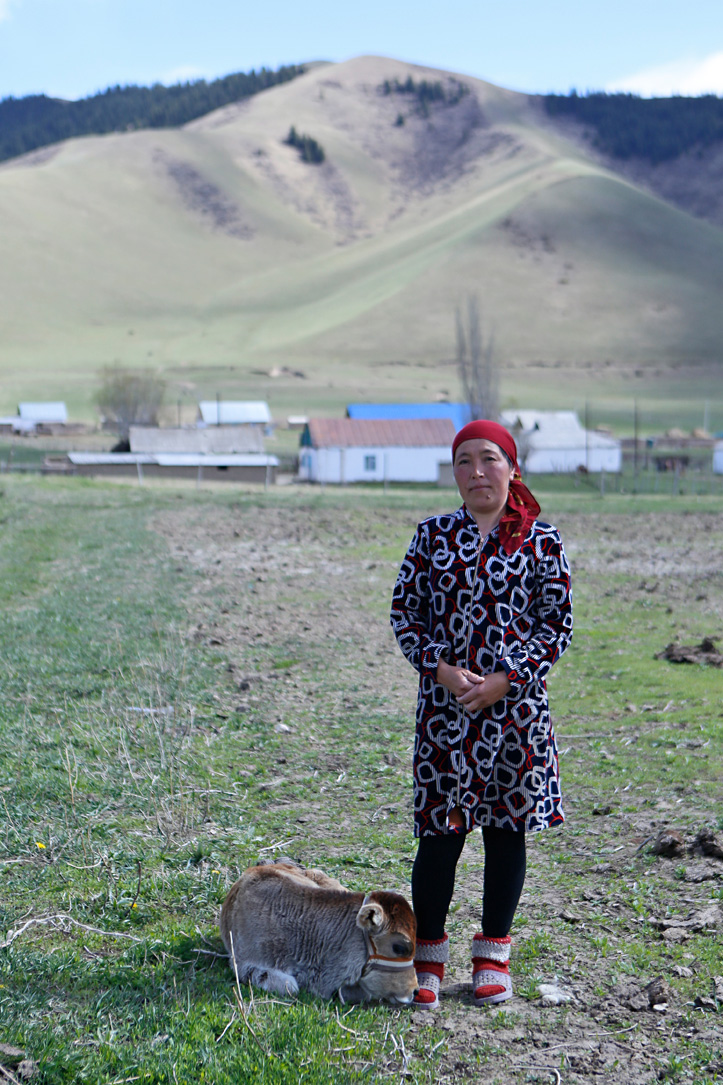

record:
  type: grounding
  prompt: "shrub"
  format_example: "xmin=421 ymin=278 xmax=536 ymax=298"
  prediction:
xmin=95 ymin=367 xmax=166 ymax=439
xmin=284 ymin=126 xmax=325 ymax=164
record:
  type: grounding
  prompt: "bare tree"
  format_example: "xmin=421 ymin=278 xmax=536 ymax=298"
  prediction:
xmin=456 ymin=295 xmax=499 ymax=422
xmin=95 ymin=367 xmax=166 ymax=442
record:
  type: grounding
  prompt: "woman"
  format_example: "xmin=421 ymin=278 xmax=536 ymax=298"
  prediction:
xmin=390 ymin=420 xmax=572 ymax=1008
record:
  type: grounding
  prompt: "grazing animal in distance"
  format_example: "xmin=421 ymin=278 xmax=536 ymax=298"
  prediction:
xmin=219 ymin=859 xmax=417 ymax=1003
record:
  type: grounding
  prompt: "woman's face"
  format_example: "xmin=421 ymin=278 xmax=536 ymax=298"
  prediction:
xmin=453 ymin=438 xmax=515 ymax=521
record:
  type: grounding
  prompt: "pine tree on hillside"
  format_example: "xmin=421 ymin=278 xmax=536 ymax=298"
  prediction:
xmin=0 ymin=65 xmax=306 ymax=164
xmin=284 ymin=126 xmax=325 ymax=164
xmin=545 ymin=91 xmax=723 ymax=164
xmin=379 ymin=75 xmax=469 ymax=120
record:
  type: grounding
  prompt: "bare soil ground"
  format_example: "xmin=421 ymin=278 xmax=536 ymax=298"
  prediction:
xmin=153 ymin=496 xmax=723 ymax=1084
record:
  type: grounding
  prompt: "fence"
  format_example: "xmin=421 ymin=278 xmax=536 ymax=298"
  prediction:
xmin=572 ymin=399 xmax=723 ymax=496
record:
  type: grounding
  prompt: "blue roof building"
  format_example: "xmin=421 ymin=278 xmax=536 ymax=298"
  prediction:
xmin=346 ymin=403 xmax=470 ymax=431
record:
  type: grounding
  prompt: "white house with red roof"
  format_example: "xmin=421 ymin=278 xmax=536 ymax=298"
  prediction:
xmin=299 ymin=418 xmax=456 ymax=484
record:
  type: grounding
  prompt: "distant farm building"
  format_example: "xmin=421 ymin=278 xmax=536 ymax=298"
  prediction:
xmin=715 ymin=441 xmax=723 ymax=474
xmin=0 ymin=402 xmax=70 ymax=435
xmin=501 ymin=410 xmax=622 ymax=473
xmin=19 ymin=402 xmax=68 ymax=425
xmin=0 ymin=416 xmax=36 ymax=435
xmin=347 ymin=403 xmax=470 ymax=431
xmin=60 ymin=419 xmax=277 ymax=482
xmin=129 ymin=425 xmax=264 ymax=454
xmin=61 ymin=451 xmax=277 ymax=485
xmin=299 ymin=418 xmax=455 ymax=484
xmin=635 ymin=431 xmax=715 ymax=473
xmin=198 ymin=401 xmax=272 ymax=429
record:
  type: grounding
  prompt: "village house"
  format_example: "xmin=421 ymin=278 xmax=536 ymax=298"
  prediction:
xmin=0 ymin=415 xmax=36 ymax=435
xmin=0 ymin=402 xmax=70 ymax=435
xmin=298 ymin=417 xmax=455 ymax=484
xmin=715 ymin=440 xmax=723 ymax=475
xmin=501 ymin=410 xmax=622 ymax=473
xmin=58 ymin=422 xmax=276 ymax=484
xmin=62 ymin=450 xmax=278 ymax=485
xmin=197 ymin=400 xmax=272 ymax=431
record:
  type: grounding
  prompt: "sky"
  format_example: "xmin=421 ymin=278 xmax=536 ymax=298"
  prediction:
xmin=3 ymin=0 xmax=723 ymax=101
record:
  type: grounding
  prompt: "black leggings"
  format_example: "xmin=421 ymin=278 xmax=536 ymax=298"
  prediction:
xmin=411 ymin=827 xmax=527 ymax=941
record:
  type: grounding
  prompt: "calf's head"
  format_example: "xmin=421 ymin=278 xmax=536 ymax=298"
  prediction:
xmin=341 ymin=891 xmax=417 ymax=1004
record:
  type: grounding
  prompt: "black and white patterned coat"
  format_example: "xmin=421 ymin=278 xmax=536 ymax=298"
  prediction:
xmin=390 ymin=506 xmax=573 ymax=836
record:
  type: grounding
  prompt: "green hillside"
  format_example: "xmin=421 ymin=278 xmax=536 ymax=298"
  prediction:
xmin=1 ymin=55 xmax=722 ymax=424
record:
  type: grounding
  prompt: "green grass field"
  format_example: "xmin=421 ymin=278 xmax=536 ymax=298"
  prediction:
xmin=1 ymin=475 xmax=722 ymax=1083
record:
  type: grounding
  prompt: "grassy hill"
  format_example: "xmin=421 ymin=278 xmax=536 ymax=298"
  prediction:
xmin=1 ymin=56 xmax=722 ymax=426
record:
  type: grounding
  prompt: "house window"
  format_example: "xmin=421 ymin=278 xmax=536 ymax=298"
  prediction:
xmin=364 ymin=454 xmax=377 ymax=472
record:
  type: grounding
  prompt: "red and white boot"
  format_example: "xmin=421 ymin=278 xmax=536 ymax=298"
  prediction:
xmin=471 ymin=933 xmax=512 ymax=1006
xmin=413 ymin=934 xmax=449 ymax=1009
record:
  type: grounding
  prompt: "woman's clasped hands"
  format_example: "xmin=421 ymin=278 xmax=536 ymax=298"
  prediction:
xmin=436 ymin=659 xmax=511 ymax=713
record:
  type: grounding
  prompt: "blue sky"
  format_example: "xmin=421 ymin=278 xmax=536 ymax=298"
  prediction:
xmin=2 ymin=0 xmax=723 ymax=101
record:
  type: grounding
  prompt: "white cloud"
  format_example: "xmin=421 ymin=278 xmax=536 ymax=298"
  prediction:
xmin=607 ymin=51 xmax=723 ymax=97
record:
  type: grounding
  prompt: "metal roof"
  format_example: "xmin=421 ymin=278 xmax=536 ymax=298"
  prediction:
xmin=303 ymin=417 xmax=456 ymax=449
xmin=130 ymin=425 xmax=263 ymax=454
xmin=0 ymin=416 xmax=36 ymax=432
xmin=198 ymin=401 xmax=272 ymax=425
xmin=501 ymin=410 xmax=621 ymax=450
xmin=18 ymin=402 xmax=68 ymax=423
xmin=67 ymin=452 xmax=279 ymax=466
xmin=347 ymin=403 xmax=469 ymax=430
xmin=155 ymin=454 xmax=278 ymax=466
xmin=68 ymin=453 xmax=155 ymax=464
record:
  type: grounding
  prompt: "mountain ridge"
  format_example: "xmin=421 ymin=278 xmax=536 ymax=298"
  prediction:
xmin=1 ymin=55 xmax=721 ymax=418
xmin=0 ymin=65 xmax=307 ymax=163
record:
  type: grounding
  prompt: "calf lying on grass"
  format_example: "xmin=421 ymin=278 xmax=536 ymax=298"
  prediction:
xmin=219 ymin=859 xmax=417 ymax=1003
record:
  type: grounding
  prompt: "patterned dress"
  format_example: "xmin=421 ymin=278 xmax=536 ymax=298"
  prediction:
xmin=390 ymin=506 xmax=573 ymax=837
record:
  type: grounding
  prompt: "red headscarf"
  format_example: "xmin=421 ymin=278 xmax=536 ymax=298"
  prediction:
xmin=452 ymin=420 xmax=540 ymax=553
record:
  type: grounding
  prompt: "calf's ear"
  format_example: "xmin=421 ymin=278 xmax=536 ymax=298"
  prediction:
xmin=356 ymin=897 xmax=385 ymax=933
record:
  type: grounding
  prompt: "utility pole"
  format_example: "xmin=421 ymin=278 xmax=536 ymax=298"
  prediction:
xmin=633 ymin=399 xmax=639 ymax=493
